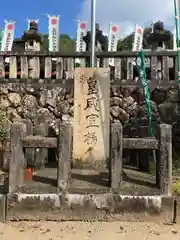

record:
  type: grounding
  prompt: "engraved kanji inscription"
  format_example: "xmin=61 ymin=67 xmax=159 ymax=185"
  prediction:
xmin=84 ymin=97 xmax=99 ymax=111
xmin=87 ymin=76 xmax=98 ymax=95
xmin=86 ymin=114 xmax=99 ymax=128
xmin=84 ymin=132 xmax=97 ymax=145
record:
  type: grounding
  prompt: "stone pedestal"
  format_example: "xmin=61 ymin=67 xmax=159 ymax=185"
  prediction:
xmin=73 ymin=68 xmax=110 ymax=168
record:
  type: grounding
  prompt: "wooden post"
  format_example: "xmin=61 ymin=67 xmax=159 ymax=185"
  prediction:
xmin=21 ymin=119 xmax=34 ymax=167
xmin=162 ymin=56 xmax=169 ymax=82
xmin=34 ymin=123 xmax=47 ymax=169
xmin=29 ymin=56 xmax=40 ymax=79
xmin=9 ymin=56 xmax=17 ymax=79
xmin=20 ymin=56 xmax=28 ymax=79
xmin=56 ymin=58 xmax=63 ymax=79
xmin=126 ymin=57 xmax=133 ymax=80
xmin=45 ymin=57 xmax=52 ymax=79
xmin=57 ymin=123 xmax=73 ymax=192
xmin=9 ymin=123 xmax=26 ymax=193
xmin=114 ymin=58 xmax=121 ymax=80
xmin=151 ymin=56 xmax=158 ymax=80
xmin=110 ymin=122 xmax=123 ymax=193
xmin=103 ymin=58 xmax=109 ymax=68
xmin=174 ymin=56 xmax=178 ymax=81
xmin=67 ymin=58 xmax=74 ymax=79
xmin=156 ymin=124 xmax=172 ymax=195
xmin=0 ymin=56 xmax=5 ymax=79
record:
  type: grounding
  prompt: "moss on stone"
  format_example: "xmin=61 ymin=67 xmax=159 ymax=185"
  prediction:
xmin=172 ymin=181 xmax=180 ymax=194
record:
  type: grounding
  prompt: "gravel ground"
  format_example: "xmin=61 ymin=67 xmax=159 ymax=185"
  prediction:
xmin=0 ymin=221 xmax=180 ymax=239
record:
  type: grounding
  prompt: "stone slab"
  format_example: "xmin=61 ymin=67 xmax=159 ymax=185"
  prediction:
xmin=73 ymin=68 xmax=110 ymax=166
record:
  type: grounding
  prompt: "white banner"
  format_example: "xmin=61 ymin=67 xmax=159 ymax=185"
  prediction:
xmin=75 ymin=20 xmax=87 ymax=64
xmin=132 ymin=24 xmax=143 ymax=52
xmin=48 ymin=15 xmax=60 ymax=52
xmin=1 ymin=21 xmax=15 ymax=63
xmin=108 ymin=23 xmax=119 ymax=66
xmin=132 ymin=24 xmax=143 ymax=66
xmin=1 ymin=21 xmax=15 ymax=51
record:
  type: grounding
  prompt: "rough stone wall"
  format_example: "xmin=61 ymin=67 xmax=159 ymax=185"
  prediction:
xmin=111 ymin=86 xmax=179 ymax=130
xmin=110 ymin=85 xmax=180 ymax=150
xmin=0 ymin=83 xmax=179 ymax=148
xmin=0 ymin=83 xmax=74 ymax=127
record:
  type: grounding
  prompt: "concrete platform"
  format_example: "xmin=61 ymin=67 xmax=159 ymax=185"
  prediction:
xmin=18 ymin=167 xmax=161 ymax=195
xmin=0 ymin=167 xmax=173 ymax=222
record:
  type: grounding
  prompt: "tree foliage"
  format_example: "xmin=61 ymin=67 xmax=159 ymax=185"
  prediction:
xmin=41 ymin=34 xmax=75 ymax=52
xmin=14 ymin=27 xmax=174 ymax=52
xmin=117 ymin=27 xmax=173 ymax=50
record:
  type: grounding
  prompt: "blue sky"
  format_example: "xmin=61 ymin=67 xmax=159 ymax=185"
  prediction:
xmin=0 ymin=0 xmax=175 ymax=40
xmin=0 ymin=0 xmax=83 ymax=38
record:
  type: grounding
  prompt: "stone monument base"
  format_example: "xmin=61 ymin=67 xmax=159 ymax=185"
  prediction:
xmin=72 ymin=158 xmax=109 ymax=170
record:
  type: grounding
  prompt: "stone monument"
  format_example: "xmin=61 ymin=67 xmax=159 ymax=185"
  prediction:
xmin=146 ymin=21 xmax=171 ymax=80
xmin=22 ymin=21 xmax=42 ymax=78
xmin=83 ymin=23 xmax=108 ymax=67
xmin=83 ymin=23 xmax=107 ymax=52
xmin=73 ymin=68 xmax=110 ymax=168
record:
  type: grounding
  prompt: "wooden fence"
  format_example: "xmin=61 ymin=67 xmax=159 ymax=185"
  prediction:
xmin=0 ymin=51 xmax=178 ymax=88
xmin=7 ymin=121 xmax=172 ymax=196
xmin=8 ymin=121 xmax=72 ymax=194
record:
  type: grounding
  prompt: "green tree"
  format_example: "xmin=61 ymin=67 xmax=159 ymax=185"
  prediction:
xmin=117 ymin=27 xmax=173 ymax=51
xmin=41 ymin=34 xmax=75 ymax=52
xmin=14 ymin=27 xmax=174 ymax=52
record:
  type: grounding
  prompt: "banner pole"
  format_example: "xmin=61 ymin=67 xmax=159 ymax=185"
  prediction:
xmin=132 ymin=25 xmax=153 ymax=137
xmin=138 ymin=50 xmax=153 ymax=137
xmin=174 ymin=0 xmax=180 ymax=91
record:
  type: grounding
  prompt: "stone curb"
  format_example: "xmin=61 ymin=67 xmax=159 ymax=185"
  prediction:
xmin=3 ymin=193 xmax=177 ymax=222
